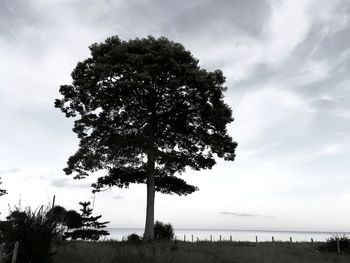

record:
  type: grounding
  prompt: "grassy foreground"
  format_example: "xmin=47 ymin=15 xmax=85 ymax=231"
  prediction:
xmin=53 ymin=240 xmax=350 ymax=263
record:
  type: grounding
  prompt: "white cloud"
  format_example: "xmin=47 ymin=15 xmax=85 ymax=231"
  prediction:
xmin=262 ymin=0 xmax=314 ymax=66
xmin=297 ymin=59 xmax=331 ymax=84
xmin=305 ymin=144 xmax=346 ymax=159
xmin=234 ymin=86 xmax=314 ymax=143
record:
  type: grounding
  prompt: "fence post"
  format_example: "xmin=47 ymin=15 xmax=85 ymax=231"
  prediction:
xmin=290 ymin=237 xmax=292 ymax=248
xmin=230 ymin=235 xmax=232 ymax=242
xmin=256 ymin=236 xmax=258 ymax=247
xmin=0 ymin=243 xmax=5 ymax=263
xmin=337 ymin=237 xmax=340 ymax=253
xmin=11 ymin=242 xmax=19 ymax=263
xmin=191 ymin=235 xmax=193 ymax=243
xmin=272 ymin=236 xmax=275 ymax=244
xmin=210 ymin=235 xmax=212 ymax=242
xmin=184 ymin=235 xmax=186 ymax=242
xmin=220 ymin=235 xmax=221 ymax=242
xmin=311 ymin=238 xmax=314 ymax=249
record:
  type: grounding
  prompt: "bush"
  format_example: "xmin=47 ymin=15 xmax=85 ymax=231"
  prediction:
xmin=154 ymin=221 xmax=174 ymax=240
xmin=319 ymin=234 xmax=350 ymax=253
xmin=0 ymin=205 xmax=60 ymax=263
xmin=63 ymin=210 xmax=83 ymax=229
xmin=125 ymin=233 xmax=142 ymax=243
xmin=48 ymin=206 xmax=66 ymax=224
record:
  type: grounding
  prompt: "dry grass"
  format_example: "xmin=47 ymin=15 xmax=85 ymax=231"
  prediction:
xmin=53 ymin=240 xmax=350 ymax=263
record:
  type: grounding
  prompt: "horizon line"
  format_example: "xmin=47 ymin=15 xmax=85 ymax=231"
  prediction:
xmin=107 ymin=227 xmax=350 ymax=234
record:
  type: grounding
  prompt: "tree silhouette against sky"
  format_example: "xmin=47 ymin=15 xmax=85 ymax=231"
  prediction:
xmin=55 ymin=35 xmax=237 ymax=241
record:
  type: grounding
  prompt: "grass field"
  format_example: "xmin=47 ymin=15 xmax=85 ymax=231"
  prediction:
xmin=53 ymin=240 xmax=350 ymax=263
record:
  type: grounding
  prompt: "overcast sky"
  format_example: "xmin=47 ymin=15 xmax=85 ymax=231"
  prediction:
xmin=1 ymin=0 xmax=350 ymax=232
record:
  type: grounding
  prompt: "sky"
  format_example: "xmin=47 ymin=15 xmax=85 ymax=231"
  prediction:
xmin=1 ymin=0 xmax=350 ymax=232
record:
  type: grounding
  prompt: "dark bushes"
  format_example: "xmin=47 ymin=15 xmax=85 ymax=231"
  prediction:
xmin=154 ymin=221 xmax=174 ymax=240
xmin=319 ymin=234 xmax=350 ymax=253
xmin=0 ymin=206 xmax=60 ymax=263
xmin=125 ymin=233 xmax=142 ymax=243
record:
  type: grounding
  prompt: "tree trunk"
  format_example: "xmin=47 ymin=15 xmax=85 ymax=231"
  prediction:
xmin=143 ymin=151 xmax=155 ymax=241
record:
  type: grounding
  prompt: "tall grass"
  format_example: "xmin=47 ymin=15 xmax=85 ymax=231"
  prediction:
xmin=53 ymin=240 xmax=350 ymax=263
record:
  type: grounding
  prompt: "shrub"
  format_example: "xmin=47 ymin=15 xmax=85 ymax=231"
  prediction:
xmin=154 ymin=221 xmax=174 ymax=240
xmin=319 ymin=234 xmax=350 ymax=253
xmin=48 ymin=206 xmax=66 ymax=224
xmin=125 ymin=233 xmax=142 ymax=243
xmin=63 ymin=210 xmax=83 ymax=229
xmin=0 ymin=206 xmax=60 ymax=263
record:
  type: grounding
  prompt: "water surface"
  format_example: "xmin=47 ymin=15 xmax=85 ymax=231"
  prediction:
xmin=105 ymin=228 xmax=349 ymax=242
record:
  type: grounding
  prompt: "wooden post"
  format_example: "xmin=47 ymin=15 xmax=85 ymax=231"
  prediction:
xmin=337 ymin=237 xmax=340 ymax=253
xmin=220 ymin=235 xmax=221 ymax=242
xmin=311 ymin=238 xmax=314 ymax=249
xmin=11 ymin=242 xmax=19 ymax=263
xmin=184 ymin=235 xmax=186 ymax=242
xmin=272 ymin=236 xmax=275 ymax=243
xmin=230 ymin=235 xmax=232 ymax=242
xmin=210 ymin=235 xmax=212 ymax=242
xmin=191 ymin=235 xmax=193 ymax=243
xmin=256 ymin=236 xmax=258 ymax=246
xmin=52 ymin=195 xmax=56 ymax=209
xmin=289 ymin=237 xmax=292 ymax=248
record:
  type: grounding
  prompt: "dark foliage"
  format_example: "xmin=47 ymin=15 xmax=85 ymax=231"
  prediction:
xmin=55 ymin=35 xmax=237 ymax=195
xmin=63 ymin=210 xmax=82 ymax=229
xmin=319 ymin=234 xmax=350 ymax=253
xmin=64 ymin=229 xmax=109 ymax=241
xmin=48 ymin=206 xmax=66 ymax=224
xmin=125 ymin=233 xmax=142 ymax=243
xmin=154 ymin=221 xmax=174 ymax=240
xmin=55 ymin=35 xmax=237 ymax=240
xmin=66 ymin=201 xmax=109 ymax=241
xmin=0 ymin=206 xmax=60 ymax=263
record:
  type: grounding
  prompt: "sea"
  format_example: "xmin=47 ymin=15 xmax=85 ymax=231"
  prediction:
xmin=105 ymin=228 xmax=350 ymax=242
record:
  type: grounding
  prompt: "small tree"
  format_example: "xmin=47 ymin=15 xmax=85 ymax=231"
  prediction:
xmin=55 ymin=35 xmax=237 ymax=241
xmin=66 ymin=201 xmax=109 ymax=241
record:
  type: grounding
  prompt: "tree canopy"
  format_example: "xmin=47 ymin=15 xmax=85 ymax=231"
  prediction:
xmin=55 ymin=35 xmax=237 ymax=240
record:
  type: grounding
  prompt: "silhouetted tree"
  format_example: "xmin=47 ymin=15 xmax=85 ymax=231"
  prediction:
xmin=66 ymin=201 xmax=109 ymax=241
xmin=55 ymin=35 xmax=237 ymax=241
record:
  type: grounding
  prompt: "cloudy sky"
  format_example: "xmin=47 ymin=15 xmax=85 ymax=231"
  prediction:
xmin=1 ymin=0 xmax=350 ymax=232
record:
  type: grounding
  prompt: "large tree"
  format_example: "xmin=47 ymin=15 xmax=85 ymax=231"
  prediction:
xmin=55 ymin=36 xmax=237 ymax=241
